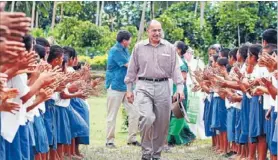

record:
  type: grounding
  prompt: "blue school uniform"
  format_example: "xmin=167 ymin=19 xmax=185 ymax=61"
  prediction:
xmin=33 ymin=112 xmax=49 ymax=153
xmin=235 ymin=108 xmax=241 ymax=143
xmin=249 ymin=96 xmax=264 ymax=139
xmin=269 ymin=108 xmax=277 ymax=155
xmin=0 ymin=114 xmax=6 ymax=160
xmin=71 ymin=98 xmax=90 ymax=144
xmin=19 ymin=124 xmax=31 ymax=160
xmin=211 ymin=95 xmax=227 ymax=132
xmin=44 ymin=99 xmax=57 ymax=149
xmin=55 ymin=105 xmax=72 ymax=145
xmin=5 ymin=129 xmax=22 ymax=160
xmin=28 ymin=122 xmax=35 ymax=160
xmin=239 ymin=93 xmax=251 ymax=144
xmin=66 ymin=104 xmax=89 ymax=139
xmin=227 ymin=107 xmax=236 ymax=142
xmin=203 ymin=93 xmax=216 ymax=137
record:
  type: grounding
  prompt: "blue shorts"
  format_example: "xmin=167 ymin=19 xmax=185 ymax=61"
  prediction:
xmin=269 ymin=110 xmax=277 ymax=155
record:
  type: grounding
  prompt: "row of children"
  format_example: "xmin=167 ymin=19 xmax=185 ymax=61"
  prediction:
xmin=0 ymin=3 xmax=100 ymax=160
xmin=193 ymin=28 xmax=277 ymax=160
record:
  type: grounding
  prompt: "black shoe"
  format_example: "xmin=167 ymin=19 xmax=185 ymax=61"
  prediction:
xmin=152 ymin=158 xmax=160 ymax=160
xmin=127 ymin=141 xmax=141 ymax=146
xmin=223 ymin=151 xmax=235 ymax=158
xmin=105 ymin=143 xmax=116 ymax=148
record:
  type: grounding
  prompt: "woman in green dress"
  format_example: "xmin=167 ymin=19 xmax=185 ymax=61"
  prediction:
xmin=167 ymin=41 xmax=196 ymax=146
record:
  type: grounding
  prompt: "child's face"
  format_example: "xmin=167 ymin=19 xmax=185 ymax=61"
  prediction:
xmin=228 ymin=56 xmax=234 ymax=65
xmin=212 ymin=59 xmax=217 ymax=68
xmin=68 ymin=57 xmax=78 ymax=67
xmin=236 ymin=50 xmax=242 ymax=62
xmin=52 ymin=55 xmax=64 ymax=67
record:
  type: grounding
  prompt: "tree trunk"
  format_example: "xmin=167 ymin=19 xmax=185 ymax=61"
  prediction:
xmin=166 ymin=1 xmax=169 ymax=9
xmin=236 ymin=2 xmax=240 ymax=46
xmin=137 ymin=1 xmax=147 ymax=42
xmin=99 ymin=1 xmax=104 ymax=26
xmin=51 ymin=1 xmax=57 ymax=30
xmin=60 ymin=3 xmax=64 ymax=22
xmin=151 ymin=1 xmax=155 ymax=19
xmin=200 ymin=1 xmax=205 ymax=28
xmin=96 ymin=1 xmax=100 ymax=26
xmin=194 ymin=2 xmax=198 ymax=17
xmin=35 ymin=10 xmax=39 ymax=28
xmin=11 ymin=1 xmax=15 ymax=12
xmin=31 ymin=1 xmax=36 ymax=29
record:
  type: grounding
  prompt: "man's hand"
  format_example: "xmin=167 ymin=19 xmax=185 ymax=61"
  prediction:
xmin=126 ymin=91 xmax=134 ymax=104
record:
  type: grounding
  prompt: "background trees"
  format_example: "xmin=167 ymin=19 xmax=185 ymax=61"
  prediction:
xmin=5 ymin=1 xmax=277 ymax=67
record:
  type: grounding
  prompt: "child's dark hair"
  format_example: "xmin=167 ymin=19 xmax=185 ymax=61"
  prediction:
xmin=248 ymin=44 xmax=262 ymax=61
xmin=23 ymin=34 xmax=34 ymax=52
xmin=36 ymin=37 xmax=50 ymax=47
xmin=226 ymin=64 xmax=232 ymax=73
xmin=217 ymin=57 xmax=228 ymax=67
xmin=212 ymin=54 xmax=219 ymax=63
xmin=229 ymin=47 xmax=238 ymax=61
xmin=34 ymin=44 xmax=46 ymax=59
xmin=63 ymin=46 xmax=77 ymax=59
xmin=238 ymin=44 xmax=249 ymax=61
xmin=262 ymin=29 xmax=277 ymax=44
xmin=47 ymin=45 xmax=64 ymax=63
xmin=73 ymin=62 xmax=85 ymax=71
xmin=176 ymin=41 xmax=189 ymax=56
xmin=220 ymin=48 xmax=230 ymax=58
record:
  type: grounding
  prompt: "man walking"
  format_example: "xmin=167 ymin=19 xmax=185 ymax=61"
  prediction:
xmin=105 ymin=30 xmax=140 ymax=148
xmin=125 ymin=20 xmax=185 ymax=160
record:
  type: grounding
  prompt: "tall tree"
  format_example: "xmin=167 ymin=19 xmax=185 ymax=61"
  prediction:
xmin=96 ymin=1 xmax=100 ymax=26
xmin=137 ymin=1 xmax=147 ymax=42
xmin=11 ymin=1 xmax=15 ymax=12
xmin=99 ymin=1 xmax=104 ymax=26
xmin=31 ymin=1 xmax=36 ymax=28
xmin=51 ymin=1 xmax=57 ymax=30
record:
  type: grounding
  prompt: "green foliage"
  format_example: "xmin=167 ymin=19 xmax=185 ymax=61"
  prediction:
xmin=52 ymin=17 xmax=117 ymax=56
xmin=30 ymin=28 xmax=45 ymax=38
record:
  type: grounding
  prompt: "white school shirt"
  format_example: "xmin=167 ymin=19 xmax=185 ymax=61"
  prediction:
xmin=55 ymin=88 xmax=71 ymax=107
xmin=270 ymin=76 xmax=278 ymax=112
xmin=1 ymin=74 xmax=30 ymax=142
xmin=244 ymin=65 xmax=267 ymax=99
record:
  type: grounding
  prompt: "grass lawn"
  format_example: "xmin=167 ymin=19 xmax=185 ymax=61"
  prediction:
xmin=80 ymin=97 xmax=227 ymax=160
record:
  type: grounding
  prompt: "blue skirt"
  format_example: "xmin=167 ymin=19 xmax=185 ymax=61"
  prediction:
xmin=235 ymin=108 xmax=241 ymax=143
xmin=71 ymin=98 xmax=90 ymax=144
xmin=203 ymin=96 xmax=215 ymax=137
xmin=28 ymin=122 xmax=35 ymax=160
xmin=249 ymin=96 xmax=264 ymax=138
xmin=0 ymin=114 xmax=5 ymax=160
xmin=19 ymin=124 xmax=31 ymax=160
xmin=227 ymin=107 xmax=236 ymax=142
xmin=5 ymin=127 xmax=22 ymax=160
xmin=55 ymin=106 xmax=71 ymax=144
xmin=269 ymin=110 xmax=277 ymax=155
xmin=66 ymin=104 xmax=89 ymax=139
xmin=211 ymin=97 xmax=227 ymax=132
xmin=265 ymin=107 xmax=274 ymax=145
xmin=239 ymin=94 xmax=251 ymax=144
xmin=44 ymin=99 xmax=57 ymax=149
xmin=33 ymin=113 xmax=49 ymax=153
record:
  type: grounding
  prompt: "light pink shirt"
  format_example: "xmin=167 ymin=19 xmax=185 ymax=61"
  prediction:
xmin=125 ymin=39 xmax=184 ymax=93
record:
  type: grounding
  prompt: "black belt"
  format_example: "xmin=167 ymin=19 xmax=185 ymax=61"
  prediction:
xmin=138 ymin=77 xmax=168 ymax=82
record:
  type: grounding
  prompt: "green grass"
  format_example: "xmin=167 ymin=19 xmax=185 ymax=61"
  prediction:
xmin=80 ymin=97 xmax=228 ymax=160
